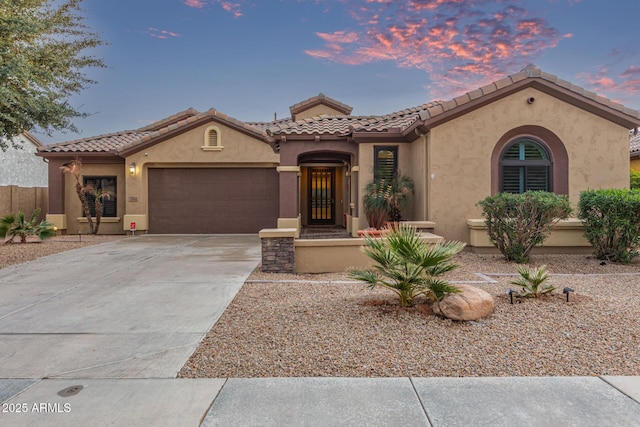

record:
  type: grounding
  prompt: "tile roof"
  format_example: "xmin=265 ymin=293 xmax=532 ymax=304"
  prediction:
xmin=39 ymin=65 xmax=640 ymax=156
xmin=289 ymin=93 xmax=353 ymax=116
xmin=631 ymin=131 xmax=640 ymax=156
xmin=40 ymin=130 xmax=150 ymax=153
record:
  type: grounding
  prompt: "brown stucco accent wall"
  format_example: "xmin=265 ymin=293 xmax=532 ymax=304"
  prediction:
xmin=62 ymin=160 xmax=125 ymax=235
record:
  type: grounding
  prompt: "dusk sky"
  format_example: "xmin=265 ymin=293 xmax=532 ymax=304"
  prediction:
xmin=38 ymin=0 xmax=640 ymax=145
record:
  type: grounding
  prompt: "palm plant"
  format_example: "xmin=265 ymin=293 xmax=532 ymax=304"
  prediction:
xmin=349 ymin=224 xmax=465 ymax=307
xmin=362 ymin=174 xmax=415 ymax=228
xmin=363 ymin=178 xmax=391 ymax=229
xmin=0 ymin=209 xmax=55 ymax=244
xmin=83 ymin=184 xmax=111 ymax=234
xmin=510 ymin=264 xmax=555 ymax=298
xmin=60 ymin=158 xmax=95 ymax=234
xmin=387 ymin=174 xmax=414 ymax=222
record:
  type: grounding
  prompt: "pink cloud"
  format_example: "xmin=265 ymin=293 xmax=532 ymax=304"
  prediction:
xmin=315 ymin=31 xmax=359 ymax=44
xmin=184 ymin=0 xmax=206 ymax=8
xmin=304 ymin=0 xmax=569 ymax=98
xmin=218 ymin=1 xmax=243 ymax=18
xmin=146 ymin=27 xmax=180 ymax=39
xmin=183 ymin=0 xmax=245 ymax=17
xmin=577 ymin=51 xmax=640 ymax=101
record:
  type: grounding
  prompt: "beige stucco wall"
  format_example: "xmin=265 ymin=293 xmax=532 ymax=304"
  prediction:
xmin=294 ymin=105 xmax=347 ymax=120
xmin=63 ymin=163 xmax=125 ymax=235
xmin=632 ymin=158 xmax=640 ymax=171
xmin=427 ymin=87 xmax=631 ymax=243
xmin=124 ymin=121 xmax=280 ymax=230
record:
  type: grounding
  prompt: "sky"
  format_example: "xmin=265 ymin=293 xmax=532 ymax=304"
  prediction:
xmin=37 ymin=0 xmax=640 ymax=145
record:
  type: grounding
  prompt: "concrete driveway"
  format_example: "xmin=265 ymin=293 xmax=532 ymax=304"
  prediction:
xmin=0 ymin=235 xmax=260 ymax=378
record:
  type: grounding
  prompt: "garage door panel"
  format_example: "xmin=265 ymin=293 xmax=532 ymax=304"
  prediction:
xmin=148 ymin=168 xmax=279 ymax=233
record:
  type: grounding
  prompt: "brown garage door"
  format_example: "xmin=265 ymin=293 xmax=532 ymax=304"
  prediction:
xmin=148 ymin=168 xmax=279 ymax=233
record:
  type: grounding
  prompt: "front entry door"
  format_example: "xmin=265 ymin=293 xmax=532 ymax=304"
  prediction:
xmin=308 ymin=167 xmax=335 ymax=225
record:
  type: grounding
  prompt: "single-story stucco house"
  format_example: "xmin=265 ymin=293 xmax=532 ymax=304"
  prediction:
xmin=37 ymin=65 xmax=640 ymax=245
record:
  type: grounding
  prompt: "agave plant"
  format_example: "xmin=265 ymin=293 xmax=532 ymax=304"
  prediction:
xmin=349 ymin=224 xmax=465 ymax=307
xmin=0 ymin=209 xmax=55 ymax=244
xmin=510 ymin=264 xmax=555 ymax=298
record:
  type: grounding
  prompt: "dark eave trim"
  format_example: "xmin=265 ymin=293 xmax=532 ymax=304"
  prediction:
xmin=420 ymin=79 xmax=640 ymax=131
xmin=36 ymin=151 xmax=123 ymax=160
xmin=117 ymin=115 xmax=272 ymax=156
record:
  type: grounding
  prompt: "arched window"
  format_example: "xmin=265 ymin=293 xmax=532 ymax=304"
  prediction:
xmin=374 ymin=146 xmax=397 ymax=181
xmin=500 ymin=138 xmax=551 ymax=193
xmin=202 ymin=126 xmax=223 ymax=151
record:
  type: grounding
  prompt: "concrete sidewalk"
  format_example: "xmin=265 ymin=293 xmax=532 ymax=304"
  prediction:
xmin=2 ymin=236 xmax=640 ymax=426
xmin=2 ymin=376 xmax=640 ymax=426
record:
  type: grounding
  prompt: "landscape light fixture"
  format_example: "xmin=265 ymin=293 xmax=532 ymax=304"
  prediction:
xmin=129 ymin=162 xmax=136 ymax=175
xmin=506 ymin=289 xmax=518 ymax=304
xmin=563 ymin=287 xmax=575 ymax=302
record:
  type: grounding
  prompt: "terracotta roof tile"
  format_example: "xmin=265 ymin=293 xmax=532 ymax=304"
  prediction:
xmin=480 ymin=83 xmax=497 ymax=95
xmin=509 ymin=70 xmax=528 ymax=84
xmin=289 ymin=93 xmax=353 ymax=116
xmin=453 ymin=94 xmax=470 ymax=107
xmin=494 ymin=77 xmax=512 ymax=90
xmin=137 ymin=108 xmax=199 ymax=132
xmin=631 ymin=131 xmax=640 ymax=154
xmin=39 ymin=130 xmax=149 ymax=153
xmin=467 ymin=88 xmax=483 ymax=100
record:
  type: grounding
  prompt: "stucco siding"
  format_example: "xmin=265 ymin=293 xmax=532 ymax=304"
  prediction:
xmin=632 ymin=158 xmax=640 ymax=172
xmin=427 ymin=87 xmax=632 ymax=242
xmin=0 ymin=134 xmax=47 ymax=187
xmin=124 ymin=121 xmax=280 ymax=219
xmin=294 ymin=105 xmax=346 ymax=120
xmin=63 ymin=163 xmax=125 ymax=234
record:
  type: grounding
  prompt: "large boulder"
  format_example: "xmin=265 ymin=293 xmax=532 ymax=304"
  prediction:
xmin=432 ymin=284 xmax=494 ymax=321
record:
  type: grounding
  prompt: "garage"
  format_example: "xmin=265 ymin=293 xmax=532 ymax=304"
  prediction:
xmin=148 ymin=168 xmax=279 ymax=233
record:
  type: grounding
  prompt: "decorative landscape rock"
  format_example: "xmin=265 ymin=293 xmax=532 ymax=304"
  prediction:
xmin=432 ymin=284 xmax=494 ymax=321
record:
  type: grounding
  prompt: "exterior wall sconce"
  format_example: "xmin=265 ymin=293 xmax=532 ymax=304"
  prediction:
xmin=129 ymin=162 xmax=136 ymax=175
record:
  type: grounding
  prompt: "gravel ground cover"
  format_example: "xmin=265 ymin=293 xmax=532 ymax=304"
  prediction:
xmin=180 ymin=251 xmax=640 ymax=378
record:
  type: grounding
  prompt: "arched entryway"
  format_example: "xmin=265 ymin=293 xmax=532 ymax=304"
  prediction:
xmin=299 ymin=151 xmax=352 ymax=228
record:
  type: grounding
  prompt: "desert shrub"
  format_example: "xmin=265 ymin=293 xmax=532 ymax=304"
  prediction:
xmin=578 ymin=189 xmax=640 ymax=263
xmin=0 ymin=209 xmax=55 ymax=244
xmin=349 ymin=224 xmax=465 ymax=307
xmin=631 ymin=169 xmax=640 ymax=190
xmin=510 ymin=264 xmax=554 ymax=298
xmin=478 ymin=191 xmax=572 ymax=263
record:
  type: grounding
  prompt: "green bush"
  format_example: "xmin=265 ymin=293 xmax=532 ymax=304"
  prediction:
xmin=478 ymin=191 xmax=572 ymax=263
xmin=631 ymin=169 xmax=640 ymax=190
xmin=349 ymin=224 xmax=464 ymax=307
xmin=510 ymin=264 xmax=554 ymax=298
xmin=578 ymin=189 xmax=640 ymax=263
